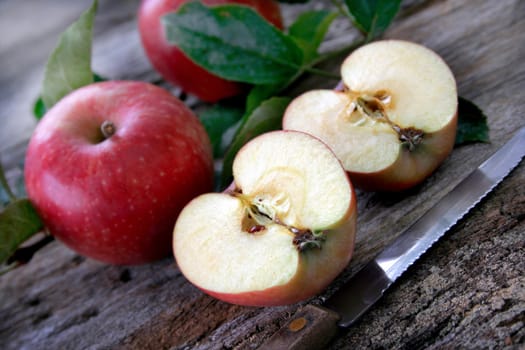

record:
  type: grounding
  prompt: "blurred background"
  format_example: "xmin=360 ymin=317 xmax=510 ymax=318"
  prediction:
xmin=0 ymin=0 xmax=149 ymax=168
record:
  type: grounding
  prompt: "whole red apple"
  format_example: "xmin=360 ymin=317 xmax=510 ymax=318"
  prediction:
xmin=24 ymin=81 xmax=214 ymax=265
xmin=138 ymin=0 xmax=284 ymax=102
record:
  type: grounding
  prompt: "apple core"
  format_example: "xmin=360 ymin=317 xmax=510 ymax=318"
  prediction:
xmin=173 ymin=131 xmax=357 ymax=306
xmin=231 ymin=190 xmax=327 ymax=252
xmin=350 ymin=92 xmax=425 ymax=151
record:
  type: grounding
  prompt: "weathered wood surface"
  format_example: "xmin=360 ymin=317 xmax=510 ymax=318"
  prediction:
xmin=1 ymin=0 xmax=524 ymax=349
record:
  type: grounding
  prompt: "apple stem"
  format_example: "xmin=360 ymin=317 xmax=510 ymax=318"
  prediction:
xmin=302 ymin=67 xmax=340 ymax=80
xmin=330 ymin=0 xmax=355 ymax=26
xmin=100 ymin=121 xmax=116 ymax=140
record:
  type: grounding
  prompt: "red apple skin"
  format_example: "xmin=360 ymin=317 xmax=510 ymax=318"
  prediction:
xmin=282 ymin=93 xmax=458 ymax=192
xmin=138 ymin=0 xmax=284 ymax=103
xmin=200 ymin=180 xmax=357 ymax=306
xmin=348 ymin=116 xmax=458 ymax=192
xmin=24 ymin=81 xmax=214 ymax=265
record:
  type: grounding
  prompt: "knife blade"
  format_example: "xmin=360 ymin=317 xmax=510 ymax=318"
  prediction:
xmin=260 ymin=126 xmax=525 ymax=350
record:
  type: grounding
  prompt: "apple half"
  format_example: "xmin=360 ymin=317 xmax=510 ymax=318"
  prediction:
xmin=283 ymin=40 xmax=458 ymax=191
xmin=173 ymin=131 xmax=357 ymax=306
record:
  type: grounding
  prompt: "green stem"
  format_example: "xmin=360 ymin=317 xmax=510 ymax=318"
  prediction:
xmin=365 ymin=15 xmax=378 ymax=43
xmin=311 ymin=39 xmax=365 ymax=66
xmin=330 ymin=0 xmax=355 ymax=24
xmin=302 ymin=66 xmax=340 ymax=79
xmin=0 ymin=161 xmax=16 ymax=202
xmin=282 ymin=39 xmax=366 ymax=92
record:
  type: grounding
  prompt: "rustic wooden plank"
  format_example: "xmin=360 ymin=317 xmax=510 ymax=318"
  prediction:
xmin=331 ymin=161 xmax=525 ymax=349
xmin=0 ymin=0 xmax=524 ymax=349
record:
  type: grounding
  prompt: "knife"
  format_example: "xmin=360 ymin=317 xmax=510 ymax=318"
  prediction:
xmin=260 ymin=126 xmax=525 ymax=350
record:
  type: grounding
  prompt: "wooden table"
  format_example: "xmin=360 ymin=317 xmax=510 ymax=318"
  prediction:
xmin=1 ymin=0 xmax=524 ymax=348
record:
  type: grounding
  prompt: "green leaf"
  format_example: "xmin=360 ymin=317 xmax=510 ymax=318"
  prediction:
xmin=41 ymin=0 xmax=98 ymax=109
xmin=220 ymin=97 xmax=291 ymax=188
xmin=162 ymin=2 xmax=304 ymax=85
xmin=246 ymin=84 xmax=283 ymax=115
xmin=289 ymin=10 xmax=339 ymax=62
xmin=0 ymin=199 xmax=44 ymax=264
xmin=198 ymin=104 xmax=244 ymax=158
xmin=344 ymin=0 xmax=402 ymax=38
xmin=455 ymin=96 xmax=490 ymax=145
xmin=92 ymin=73 xmax=105 ymax=82
xmin=33 ymin=98 xmax=47 ymax=120
xmin=34 ymin=72 xmax=106 ymax=120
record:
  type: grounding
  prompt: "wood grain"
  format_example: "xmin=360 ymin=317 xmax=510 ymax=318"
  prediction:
xmin=0 ymin=0 xmax=524 ymax=349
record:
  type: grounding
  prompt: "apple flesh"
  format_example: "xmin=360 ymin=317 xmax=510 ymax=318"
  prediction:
xmin=24 ymin=81 xmax=214 ymax=265
xmin=138 ymin=0 xmax=284 ymax=102
xmin=174 ymin=131 xmax=357 ymax=306
xmin=283 ymin=40 xmax=458 ymax=191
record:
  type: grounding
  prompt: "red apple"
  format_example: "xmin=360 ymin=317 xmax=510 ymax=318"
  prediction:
xmin=24 ymin=81 xmax=214 ymax=265
xmin=283 ymin=40 xmax=458 ymax=192
xmin=173 ymin=131 xmax=357 ymax=306
xmin=138 ymin=0 xmax=284 ymax=102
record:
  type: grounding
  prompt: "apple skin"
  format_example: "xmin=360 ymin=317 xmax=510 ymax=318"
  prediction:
xmin=283 ymin=40 xmax=458 ymax=192
xmin=138 ymin=0 xmax=284 ymax=103
xmin=201 ymin=205 xmax=356 ymax=306
xmin=329 ymin=81 xmax=457 ymax=191
xmin=174 ymin=131 xmax=357 ymax=306
xmin=24 ymin=81 xmax=214 ymax=265
xmin=349 ymin=117 xmax=457 ymax=192
xmin=283 ymin=101 xmax=457 ymax=192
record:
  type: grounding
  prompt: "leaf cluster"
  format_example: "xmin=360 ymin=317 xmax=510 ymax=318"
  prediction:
xmin=160 ymin=0 xmax=404 ymax=187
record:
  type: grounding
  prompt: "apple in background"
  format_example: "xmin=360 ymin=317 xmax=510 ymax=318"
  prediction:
xmin=138 ymin=0 xmax=284 ymax=102
xmin=283 ymin=40 xmax=458 ymax=192
xmin=24 ymin=81 xmax=214 ymax=265
xmin=173 ymin=131 xmax=357 ymax=306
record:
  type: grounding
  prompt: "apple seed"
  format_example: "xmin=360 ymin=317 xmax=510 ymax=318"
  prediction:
xmin=247 ymin=224 xmax=266 ymax=234
xmin=233 ymin=191 xmax=325 ymax=252
xmin=355 ymin=94 xmax=424 ymax=151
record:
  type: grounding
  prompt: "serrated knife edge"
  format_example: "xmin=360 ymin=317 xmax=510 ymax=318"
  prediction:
xmin=378 ymin=126 xmax=525 ymax=282
xmin=328 ymin=126 xmax=525 ymax=327
xmin=260 ymin=126 xmax=525 ymax=349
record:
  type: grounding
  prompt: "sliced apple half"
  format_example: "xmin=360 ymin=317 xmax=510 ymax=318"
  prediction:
xmin=283 ymin=40 xmax=458 ymax=191
xmin=173 ymin=131 xmax=356 ymax=306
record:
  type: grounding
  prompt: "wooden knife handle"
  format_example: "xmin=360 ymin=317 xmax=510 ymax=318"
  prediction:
xmin=259 ymin=304 xmax=340 ymax=350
